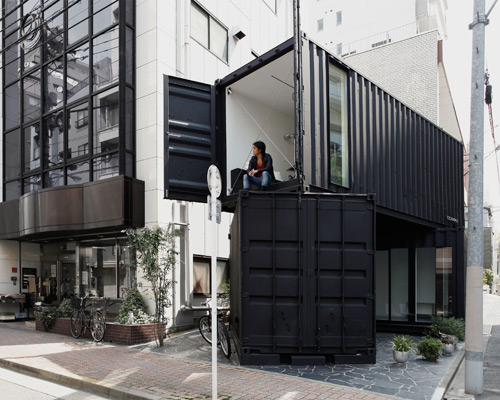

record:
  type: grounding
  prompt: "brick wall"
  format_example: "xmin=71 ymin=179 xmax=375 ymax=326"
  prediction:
xmin=36 ymin=316 xmax=165 ymax=345
xmin=343 ymin=31 xmax=439 ymax=124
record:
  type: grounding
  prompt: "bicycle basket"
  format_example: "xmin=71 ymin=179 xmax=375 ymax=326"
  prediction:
xmin=71 ymin=296 xmax=83 ymax=309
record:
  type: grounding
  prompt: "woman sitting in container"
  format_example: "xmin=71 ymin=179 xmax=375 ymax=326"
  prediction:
xmin=243 ymin=141 xmax=275 ymax=190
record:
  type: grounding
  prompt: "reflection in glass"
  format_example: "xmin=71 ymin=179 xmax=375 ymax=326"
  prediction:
xmin=5 ymin=130 xmax=21 ymax=180
xmin=80 ymin=241 xmax=117 ymax=297
xmin=68 ymin=0 xmax=89 ymax=27
xmin=44 ymin=58 xmax=64 ymax=111
xmin=23 ymin=174 xmax=42 ymax=194
xmin=93 ymin=152 xmax=119 ymax=180
xmin=5 ymin=180 xmax=21 ymax=201
xmin=416 ymin=248 xmax=436 ymax=322
xmin=210 ymin=19 xmax=228 ymax=61
xmin=68 ymin=20 xmax=88 ymax=45
xmin=126 ymin=27 xmax=134 ymax=85
xmin=436 ymin=248 xmax=453 ymax=317
xmin=68 ymin=102 xmax=89 ymax=159
xmin=125 ymin=87 xmax=134 ymax=150
xmin=93 ymin=27 xmax=119 ymax=91
xmin=93 ymin=87 xmax=119 ymax=154
xmin=93 ymin=3 xmax=119 ymax=34
xmin=390 ymin=249 xmax=409 ymax=321
xmin=23 ymin=70 xmax=41 ymax=122
xmin=43 ymin=113 xmax=64 ymax=168
xmin=44 ymin=2 xmax=64 ymax=61
xmin=191 ymin=2 xmax=208 ymax=48
xmin=67 ymin=161 xmax=89 ymax=184
xmin=24 ymin=123 xmax=41 ymax=172
xmin=5 ymin=31 xmax=20 ymax=64
xmin=4 ymin=0 xmax=20 ymax=36
xmin=118 ymin=242 xmax=134 ymax=297
xmin=67 ymin=43 xmax=90 ymax=104
xmin=24 ymin=46 xmax=41 ymax=70
xmin=5 ymin=59 xmax=20 ymax=85
xmin=125 ymin=152 xmax=134 ymax=177
xmin=43 ymin=168 xmax=64 ymax=188
xmin=375 ymin=251 xmax=389 ymax=320
xmin=5 ymin=83 xmax=20 ymax=130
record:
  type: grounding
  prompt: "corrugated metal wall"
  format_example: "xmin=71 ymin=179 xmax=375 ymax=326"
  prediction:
xmin=303 ymin=40 xmax=464 ymax=228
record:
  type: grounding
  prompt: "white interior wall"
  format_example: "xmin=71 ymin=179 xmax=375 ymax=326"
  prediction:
xmin=0 ymin=240 xmax=19 ymax=297
xmin=416 ymin=247 xmax=436 ymax=316
xmin=225 ymin=91 xmax=295 ymax=193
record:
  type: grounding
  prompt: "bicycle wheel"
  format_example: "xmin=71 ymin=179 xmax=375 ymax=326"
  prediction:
xmin=70 ymin=309 xmax=83 ymax=338
xmin=217 ymin=319 xmax=231 ymax=358
xmin=198 ymin=315 xmax=212 ymax=344
xmin=90 ymin=311 xmax=106 ymax=342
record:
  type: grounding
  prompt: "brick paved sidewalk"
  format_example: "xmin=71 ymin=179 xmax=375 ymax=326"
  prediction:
xmin=0 ymin=323 xmax=396 ymax=400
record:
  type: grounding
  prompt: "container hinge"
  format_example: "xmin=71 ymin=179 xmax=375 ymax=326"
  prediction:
xmin=242 ymin=292 xmax=249 ymax=298
xmin=367 ymin=338 xmax=376 ymax=345
xmin=367 ymin=250 xmax=375 ymax=255
xmin=366 ymin=294 xmax=375 ymax=300
xmin=242 ymin=247 xmax=249 ymax=253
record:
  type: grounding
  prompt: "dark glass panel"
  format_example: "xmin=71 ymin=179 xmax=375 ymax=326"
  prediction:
xmin=4 ymin=180 xmax=21 ymax=201
xmin=68 ymin=19 xmax=88 ymax=45
xmin=4 ymin=0 xmax=20 ymax=36
xmin=125 ymin=152 xmax=134 ymax=177
xmin=43 ymin=168 xmax=64 ymax=188
xmin=23 ymin=123 xmax=41 ymax=172
xmin=5 ymin=83 xmax=21 ymax=130
xmin=5 ymin=30 xmax=20 ymax=64
xmin=23 ymin=174 xmax=42 ymax=194
xmin=93 ymin=27 xmax=119 ymax=91
xmin=44 ymin=58 xmax=64 ymax=111
xmin=125 ymin=87 xmax=134 ymax=151
xmin=93 ymin=152 xmax=119 ymax=180
xmin=125 ymin=27 xmax=134 ymax=85
xmin=68 ymin=102 xmax=90 ymax=158
xmin=5 ymin=60 xmax=20 ymax=85
xmin=67 ymin=42 xmax=90 ymax=104
xmin=93 ymin=0 xmax=116 ymax=14
xmin=125 ymin=0 xmax=134 ymax=25
xmin=43 ymin=112 xmax=65 ymax=168
xmin=23 ymin=46 xmax=41 ymax=71
xmin=93 ymin=87 xmax=119 ymax=154
xmin=23 ymin=70 xmax=41 ymax=122
xmin=68 ymin=0 xmax=89 ymax=27
xmin=44 ymin=1 xmax=64 ymax=61
xmin=67 ymin=161 xmax=89 ymax=184
xmin=4 ymin=129 xmax=21 ymax=180
xmin=24 ymin=0 xmax=41 ymax=13
xmin=21 ymin=3 xmax=43 ymax=69
xmin=93 ymin=3 xmax=119 ymax=34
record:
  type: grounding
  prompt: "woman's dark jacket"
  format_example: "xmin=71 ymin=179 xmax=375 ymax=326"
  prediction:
xmin=247 ymin=153 xmax=276 ymax=182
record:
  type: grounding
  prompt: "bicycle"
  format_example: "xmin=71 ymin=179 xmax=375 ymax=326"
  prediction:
xmin=198 ymin=298 xmax=231 ymax=358
xmin=70 ymin=295 xmax=107 ymax=342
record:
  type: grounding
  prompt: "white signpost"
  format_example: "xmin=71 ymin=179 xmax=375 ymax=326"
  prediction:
xmin=207 ymin=165 xmax=221 ymax=400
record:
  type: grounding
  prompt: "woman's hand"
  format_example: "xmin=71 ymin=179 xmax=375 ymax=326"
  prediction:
xmin=248 ymin=169 xmax=257 ymax=177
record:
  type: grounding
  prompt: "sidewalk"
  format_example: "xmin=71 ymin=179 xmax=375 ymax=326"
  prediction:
xmin=0 ymin=319 xmax=466 ymax=400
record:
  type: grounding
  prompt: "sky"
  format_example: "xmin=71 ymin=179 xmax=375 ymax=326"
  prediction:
xmin=444 ymin=1 xmax=500 ymax=217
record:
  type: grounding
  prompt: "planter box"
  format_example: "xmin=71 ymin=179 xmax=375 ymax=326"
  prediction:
xmin=35 ymin=316 xmax=165 ymax=345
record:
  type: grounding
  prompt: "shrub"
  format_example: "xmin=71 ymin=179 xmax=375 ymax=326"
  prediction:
xmin=57 ymin=298 xmax=74 ymax=318
xmin=432 ymin=316 xmax=465 ymax=341
xmin=115 ymin=288 xmax=153 ymax=324
xmin=40 ymin=307 xmax=58 ymax=331
xmin=392 ymin=334 xmax=414 ymax=352
xmin=417 ymin=336 xmax=443 ymax=361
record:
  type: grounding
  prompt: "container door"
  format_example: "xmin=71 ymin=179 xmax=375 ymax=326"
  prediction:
xmin=164 ymin=76 xmax=217 ymax=202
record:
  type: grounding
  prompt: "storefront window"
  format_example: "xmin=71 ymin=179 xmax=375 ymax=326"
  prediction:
xmin=390 ymin=249 xmax=409 ymax=321
xmin=375 ymin=251 xmax=389 ymax=320
xmin=328 ymin=63 xmax=349 ymax=187
xmin=416 ymin=248 xmax=436 ymax=322
xmin=193 ymin=257 xmax=228 ymax=295
xmin=436 ymin=247 xmax=453 ymax=317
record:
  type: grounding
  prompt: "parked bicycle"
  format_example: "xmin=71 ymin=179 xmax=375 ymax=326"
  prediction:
xmin=198 ymin=298 xmax=231 ymax=358
xmin=70 ymin=295 xmax=107 ymax=342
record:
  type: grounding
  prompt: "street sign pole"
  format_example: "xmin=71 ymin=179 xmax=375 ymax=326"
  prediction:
xmin=207 ymin=165 xmax=221 ymax=400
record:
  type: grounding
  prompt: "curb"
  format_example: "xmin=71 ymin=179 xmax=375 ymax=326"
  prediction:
xmin=431 ymin=345 xmax=466 ymax=400
xmin=0 ymin=358 xmax=162 ymax=400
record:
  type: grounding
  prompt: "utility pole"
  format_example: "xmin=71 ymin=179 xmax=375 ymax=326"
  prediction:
xmin=465 ymin=0 xmax=498 ymax=394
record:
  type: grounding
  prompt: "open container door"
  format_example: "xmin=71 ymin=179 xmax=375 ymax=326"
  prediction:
xmin=164 ymin=76 xmax=217 ymax=202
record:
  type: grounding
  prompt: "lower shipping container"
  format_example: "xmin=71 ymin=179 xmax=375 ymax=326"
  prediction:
xmin=229 ymin=191 xmax=376 ymax=365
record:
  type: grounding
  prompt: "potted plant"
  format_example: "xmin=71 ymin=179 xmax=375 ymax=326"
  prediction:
xmin=416 ymin=336 xmax=443 ymax=361
xmin=441 ymin=335 xmax=455 ymax=354
xmin=391 ymin=334 xmax=414 ymax=363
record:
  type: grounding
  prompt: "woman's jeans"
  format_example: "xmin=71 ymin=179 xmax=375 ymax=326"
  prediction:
xmin=243 ymin=171 xmax=271 ymax=189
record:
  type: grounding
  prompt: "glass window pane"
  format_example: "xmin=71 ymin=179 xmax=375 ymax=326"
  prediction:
xmin=416 ymin=248 xmax=436 ymax=322
xmin=80 ymin=241 xmax=116 ymax=297
xmin=125 ymin=27 xmax=134 ymax=85
xmin=67 ymin=160 xmax=89 ymax=184
xmin=125 ymin=152 xmax=134 ymax=177
xmin=93 ymin=3 xmax=119 ymax=34
xmin=23 ymin=174 xmax=42 ymax=194
xmin=23 ymin=45 xmax=42 ymax=71
xmin=125 ymin=87 xmax=134 ymax=150
xmin=216 ymin=260 xmax=228 ymax=294
xmin=24 ymin=123 xmax=41 ymax=172
xmin=93 ymin=0 xmax=115 ymax=13
xmin=5 ymin=30 xmax=20 ymax=64
xmin=4 ymin=180 xmax=21 ymax=200
xmin=23 ymin=70 xmax=41 ymax=122
xmin=68 ymin=0 xmax=89 ymax=27
xmin=43 ymin=168 xmax=64 ymax=188
xmin=390 ymin=249 xmax=408 ymax=321
xmin=44 ymin=1 xmax=64 ymax=61
xmin=125 ymin=0 xmax=134 ymax=25
xmin=43 ymin=113 xmax=64 ymax=168
xmin=193 ymin=259 xmax=210 ymax=294
xmin=93 ymin=152 xmax=119 ymax=180
xmin=375 ymin=251 xmax=389 ymax=320
xmin=68 ymin=102 xmax=89 ymax=159
xmin=4 ymin=1 xmax=20 ymax=36
xmin=118 ymin=242 xmax=134 ymax=297
xmin=44 ymin=58 xmax=64 ymax=111
xmin=67 ymin=42 xmax=90 ymax=104
xmin=209 ymin=18 xmax=228 ymax=61
xmin=4 ymin=130 xmax=21 ymax=180
xmin=191 ymin=3 xmax=208 ymax=47
xmin=329 ymin=64 xmax=348 ymax=187
xmin=5 ymin=59 xmax=21 ymax=85
xmin=93 ymin=87 xmax=119 ymax=154
xmin=5 ymin=83 xmax=21 ymax=130
xmin=93 ymin=27 xmax=119 ymax=91
xmin=436 ymin=247 xmax=453 ymax=317
xmin=68 ymin=20 xmax=88 ymax=46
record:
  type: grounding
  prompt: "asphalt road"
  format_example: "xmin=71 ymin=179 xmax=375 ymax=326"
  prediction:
xmin=0 ymin=367 xmax=107 ymax=400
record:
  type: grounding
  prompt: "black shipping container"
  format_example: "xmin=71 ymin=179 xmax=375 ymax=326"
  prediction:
xmin=229 ymin=191 xmax=376 ymax=365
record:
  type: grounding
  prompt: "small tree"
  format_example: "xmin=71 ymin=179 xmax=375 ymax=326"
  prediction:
xmin=484 ymin=269 xmax=494 ymax=287
xmin=126 ymin=225 xmax=179 ymax=346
